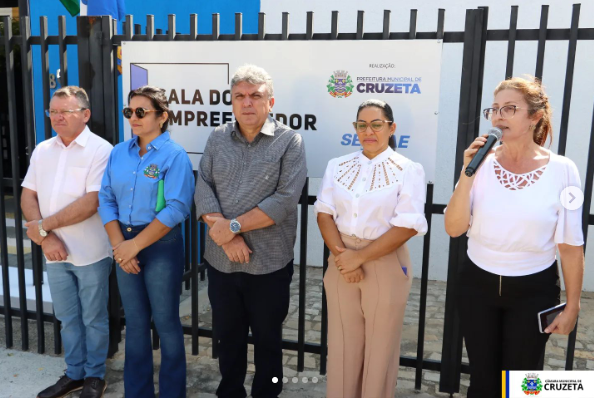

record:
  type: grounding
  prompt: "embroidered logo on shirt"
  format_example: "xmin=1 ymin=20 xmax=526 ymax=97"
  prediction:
xmin=144 ymin=164 xmax=160 ymax=179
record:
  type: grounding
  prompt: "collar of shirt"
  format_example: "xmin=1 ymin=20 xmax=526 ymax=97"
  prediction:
xmin=51 ymin=125 xmax=91 ymax=149
xmin=357 ymin=146 xmax=396 ymax=165
xmin=231 ymin=117 xmax=276 ymax=143
xmin=129 ymin=131 xmax=171 ymax=152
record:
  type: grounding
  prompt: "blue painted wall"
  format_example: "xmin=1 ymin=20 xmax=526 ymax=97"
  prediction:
xmin=29 ymin=0 xmax=260 ymax=143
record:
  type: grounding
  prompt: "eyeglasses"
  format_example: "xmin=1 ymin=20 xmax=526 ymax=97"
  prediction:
xmin=352 ymin=120 xmax=393 ymax=133
xmin=122 ymin=107 xmax=160 ymax=119
xmin=45 ymin=108 xmax=86 ymax=117
xmin=482 ymin=105 xmax=524 ymax=120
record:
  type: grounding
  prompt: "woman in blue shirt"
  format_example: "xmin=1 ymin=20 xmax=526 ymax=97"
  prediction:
xmin=98 ymin=86 xmax=194 ymax=398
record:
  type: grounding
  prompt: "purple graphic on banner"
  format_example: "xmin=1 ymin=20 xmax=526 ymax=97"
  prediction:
xmin=131 ymin=64 xmax=148 ymax=91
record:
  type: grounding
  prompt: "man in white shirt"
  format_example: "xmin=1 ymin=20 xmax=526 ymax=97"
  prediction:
xmin=20 ymin=86 xmax=113 ymax=398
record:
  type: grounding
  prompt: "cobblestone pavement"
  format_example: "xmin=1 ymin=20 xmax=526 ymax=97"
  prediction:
xmin=2 ymin=265 xmax=593 ymax=397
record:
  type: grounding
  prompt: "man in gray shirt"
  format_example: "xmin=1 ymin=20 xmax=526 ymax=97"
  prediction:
xmin=195 ymin=64 xmax=307 ymax=398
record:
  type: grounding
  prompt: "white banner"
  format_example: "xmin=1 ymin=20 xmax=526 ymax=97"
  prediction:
xmin=122 ymin=40 xmax=442 ymax=180
xmin=505 ymin=371 xmax=594 ymax=398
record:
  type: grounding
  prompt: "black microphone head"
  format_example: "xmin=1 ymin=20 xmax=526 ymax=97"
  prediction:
xmin=488 ymin=127 xmax=503 ymax=141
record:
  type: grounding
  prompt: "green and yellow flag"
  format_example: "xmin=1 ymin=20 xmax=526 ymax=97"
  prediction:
xmin=59 ymin=0 xmax=80 ymax=17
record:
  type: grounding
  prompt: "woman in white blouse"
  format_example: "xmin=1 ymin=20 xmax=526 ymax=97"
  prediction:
xmin=315 ymin=99 xmax=428 ymax=398
xmin=445 ymin=77 xmax=584 ymax=398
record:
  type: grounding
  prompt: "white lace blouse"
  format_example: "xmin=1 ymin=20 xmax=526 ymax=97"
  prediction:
xmin=314 ymin=147 xmax=428 ymax=240
xmin=465 ymin=151 xmax=584 ymax=276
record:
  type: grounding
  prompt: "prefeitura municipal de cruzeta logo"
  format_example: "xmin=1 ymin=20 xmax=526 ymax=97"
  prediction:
xmin=522 ymin=373 xmax=543 ymax=395
xmin=327 ymin=70 xmax=354 ymax=98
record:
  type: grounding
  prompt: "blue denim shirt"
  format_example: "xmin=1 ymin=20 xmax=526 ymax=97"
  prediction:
xmin=98 ymin=132 xmax=195 ymax=228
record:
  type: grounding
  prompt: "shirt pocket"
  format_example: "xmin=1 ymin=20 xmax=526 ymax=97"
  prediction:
xmin=63 ymin=166 xmax=89 ymax=197
xmin=256 ymin=156 xmax=281 ymax=192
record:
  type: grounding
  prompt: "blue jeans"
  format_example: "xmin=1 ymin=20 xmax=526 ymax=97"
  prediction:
xmin=46 ymin=257 xmax=112 ymax=380
xmin=116 ymin=223 xmax=186 ymax=398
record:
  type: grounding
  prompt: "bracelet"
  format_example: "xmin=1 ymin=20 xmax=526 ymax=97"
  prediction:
xmin=132 ymin=238 xmax=140 ymax=251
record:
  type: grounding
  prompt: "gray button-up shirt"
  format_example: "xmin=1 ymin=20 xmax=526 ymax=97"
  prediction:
xmin=195 ymin=117 xmax=307 ymax=275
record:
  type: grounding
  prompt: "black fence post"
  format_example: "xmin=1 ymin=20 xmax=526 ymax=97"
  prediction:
xmin=440 ymin=7 xmax=488 ymax=395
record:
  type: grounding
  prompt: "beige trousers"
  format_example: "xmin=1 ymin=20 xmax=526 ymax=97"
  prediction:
xmin=324 ymin=234 xmax=413 ymax=398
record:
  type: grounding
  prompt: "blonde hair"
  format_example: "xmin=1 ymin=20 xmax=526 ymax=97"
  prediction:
xmin=494 ymin=76 xmax=552 ymax=147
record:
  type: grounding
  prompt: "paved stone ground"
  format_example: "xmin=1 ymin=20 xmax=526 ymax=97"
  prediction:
xmin=1 ymin=265 xmax=593 ymax=397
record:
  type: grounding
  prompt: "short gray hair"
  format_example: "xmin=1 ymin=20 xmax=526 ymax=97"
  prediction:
xmin=230 ymin=64 xmax=274 ymax=98
xmin=52 ymin=86 xmax=91 ymax=109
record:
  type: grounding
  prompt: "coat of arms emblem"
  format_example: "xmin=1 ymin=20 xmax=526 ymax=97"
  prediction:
xmin=143 ymin=164 xmax=160 ymax=179
xmin=522 ymin=373 xmax=542 ymax=395
xmin=327 ymin=70 xmax=354 ymax=98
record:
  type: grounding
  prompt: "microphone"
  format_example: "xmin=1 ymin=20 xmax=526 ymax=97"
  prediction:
xmin=464 ymin=127 xmax=502 ymax=177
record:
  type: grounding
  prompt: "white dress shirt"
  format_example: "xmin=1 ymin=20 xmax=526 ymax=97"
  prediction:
xmin=314 ymin=147 xmax=428 ymax=240
xmin=465 ymin=151 xmax=584 ymax=276
xmin=22 ymin=126 xmax=113 ymax=266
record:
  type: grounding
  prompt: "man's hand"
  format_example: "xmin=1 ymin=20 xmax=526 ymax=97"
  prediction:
xmin=334 ymin=246 xmax=364 ymax=274
xmin=24 ymin=219 xmax=45 ymax=245
xmin=41 ymin=233 xmax=68 ymax=262
xmin=545 ymin=305 xmax=579 ymax=335
xmin=206 ymin=215 xmax=235 ymax=246
xmin=343 ymin=268 xmax=364 ymax=283
xmin=221 ymin=235 xmax=252 ymax=264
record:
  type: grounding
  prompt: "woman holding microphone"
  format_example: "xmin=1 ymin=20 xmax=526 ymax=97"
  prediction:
xmin=315 ymin=99 xmax=428 ymax=398
xmin=98 ymin=86 xmax=195 ymax=398
xmin=445 ymin=77 xmax=584 ymax=398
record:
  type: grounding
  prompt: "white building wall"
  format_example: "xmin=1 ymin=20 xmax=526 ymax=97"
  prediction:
xmin=259 ymin=0 xmax=594 ymax=291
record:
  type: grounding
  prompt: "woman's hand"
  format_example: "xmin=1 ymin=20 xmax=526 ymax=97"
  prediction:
xmin=334 ymin=246 xmax=364 ymax=274
xmin=119 ymin=257 xmax=141 ymax=274
xmin=545 ymin=305 xmax=579 ymax=335
xmin=113 ymin=239 xmax=140 ymax=268
xmin=463 ymin=134 xmax=495 ymax=170
xmin=342 ymin=268 xmax=364 ymax=283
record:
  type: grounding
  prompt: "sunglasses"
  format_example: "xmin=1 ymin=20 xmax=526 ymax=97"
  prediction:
xmin=122 ymin=107 xmax=160 ymax=119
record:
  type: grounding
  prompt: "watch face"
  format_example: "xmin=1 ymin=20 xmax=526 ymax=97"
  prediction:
xmin=40 ymin=230 xmax=48 ymax=237
xmin=230 ymin=220 xmax=241 ymax=233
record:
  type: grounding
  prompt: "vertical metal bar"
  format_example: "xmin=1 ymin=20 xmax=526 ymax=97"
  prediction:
xmin=58 ymin=16 xmax=68 ymax=86
xmin=101 ymin=16 xmax=116 ymax=145
xmin=320 ymin=245 xmax=329 ymax=375
xmin=297 ymin=178 xmax=309 ymax=372
xmin=505 ymin=6 xmax=518 ymax=79
xmin=191 ymin=202 xmax=199 ymax=355
xmin=356 ymin=10 xmax=364 ymax=40
xmin=0 ymin=18 xmax=13 ymax=348
xmin=565 ymin=318 xmax=578 ymax=370
xmin=146 ymin=15 xmax=154 ymax=41
xmin=437 ymin=9 xmax=445 ymax=41
xmin=415 ymin=183 xmax=434 ymax=389
xmin=535 ymin=5 xmax=549 ymax=81
xmin=258 ymin=12 xmax=265 ymax=40
xmin=190 ymin=14 xmax=198 ymax=40
xmin=156 ymin=28 xmax=162 ymax=35
xmin=53 ymin=315 xmax=62 ymax=354
xmin=113 ymin=19 xmax=118 ymax=35
xmin=134 ymin=24 xmax=141 ymax=35
xmin=330 ymin=11 xmax=338 ymax=40
xmin=125 ymin=15 xmax=133 ymax=41
xmin=212 ymin=14 xmax=220 ymax=40
xmin=40 ymin=16 xmax=51 ymax=140
xmin=107 ymin=262 xmax=120 ymax=357
xmin=558 ymin=4 xmax=580 ymax=156
xmin=199 ymin=223 xmax=205 ymax=281
xmin=20 ymin=16 xmax=44 ymax=352
xmin=3 ymin=16 xmax=29 ymax=350
xmin=440 ymin=9 xmax=480 ymax=395
xmin=168 ymin=14 xmax=176 ymax=41
xmin=235 ymin=13 xmax=242 ymax=40
xmin=382 ymin=10 xmax=390 ymax=40
xmin=581 ymin=107 xmax=594 ymax=247
xmin=306 ymin=12 xmax=313 ymax=40
xmin=409 ymin=9 xmax=418 ymax=39
xmin=282 ymin=12 xmax=289 ymax=40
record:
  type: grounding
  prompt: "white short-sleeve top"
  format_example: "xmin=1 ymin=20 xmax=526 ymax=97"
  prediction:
xmin=466 ymin=151 xmax=584 ymax=276
xmin=314 ymin=147 xmax=428 ymax=240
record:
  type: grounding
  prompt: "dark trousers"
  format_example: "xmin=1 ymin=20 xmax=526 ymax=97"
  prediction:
xmin=207 ymin=261 xmax=294 ymax=398
xmin=457 ymin=256 xmax=560 ymax=398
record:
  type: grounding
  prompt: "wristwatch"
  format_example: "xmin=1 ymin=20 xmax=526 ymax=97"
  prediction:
xmin=229 ymin=219 xmax=241 ymax=234
xmin=38 ymin=219 xmax=48 ymax=237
